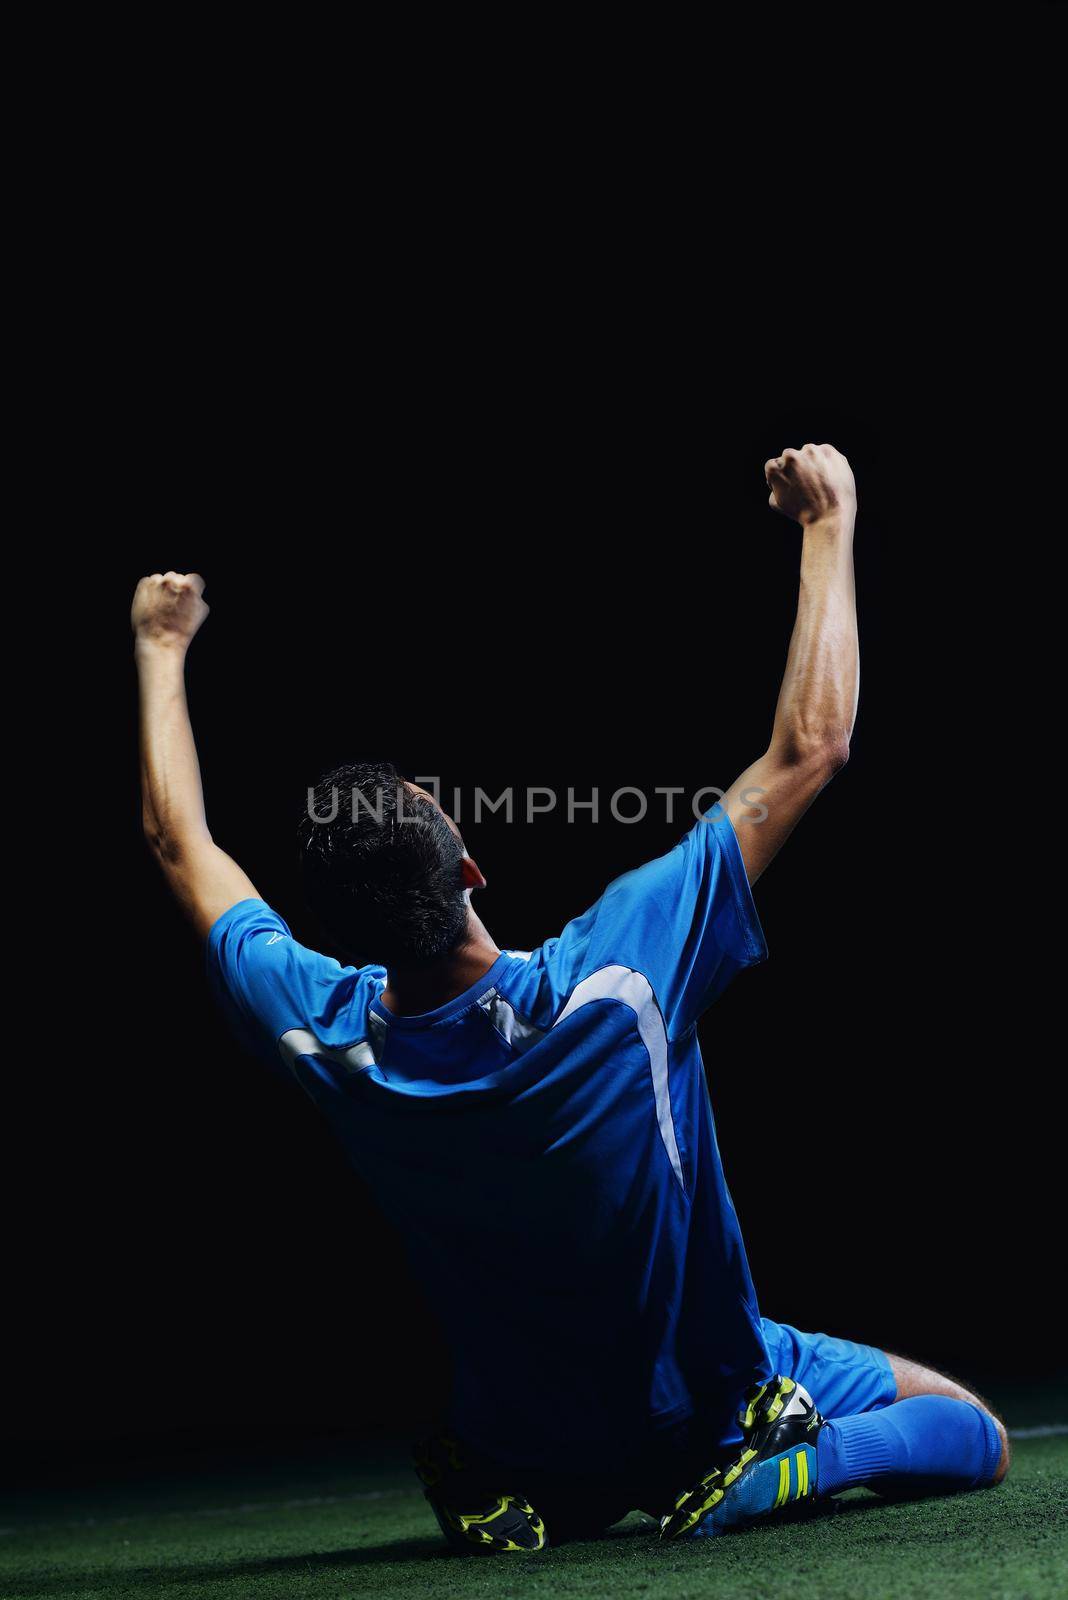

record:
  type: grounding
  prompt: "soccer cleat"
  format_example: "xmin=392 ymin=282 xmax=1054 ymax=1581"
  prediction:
xmin=413 ymin=1432 xmax=546 ymax=1554
xmin=659 ymin=1375 xmax=824 ymax=1540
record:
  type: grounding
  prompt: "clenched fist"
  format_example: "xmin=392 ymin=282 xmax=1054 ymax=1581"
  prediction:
xmin=131 ymin=572 xmax=209 ymax=650
xmin=765 ymin=443 xmax=856 ymax=527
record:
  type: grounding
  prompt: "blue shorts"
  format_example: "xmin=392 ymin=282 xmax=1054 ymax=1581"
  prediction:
xmin=761 ymin=1317 xmax=897 ymax=1419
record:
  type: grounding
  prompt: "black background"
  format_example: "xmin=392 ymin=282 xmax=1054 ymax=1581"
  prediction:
xmin=7 ymin=386 xmax=1051 ymax=1484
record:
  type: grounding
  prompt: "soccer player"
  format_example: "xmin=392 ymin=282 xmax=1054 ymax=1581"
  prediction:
xmin=133 ymin=444 xmax=1008 ymax=1552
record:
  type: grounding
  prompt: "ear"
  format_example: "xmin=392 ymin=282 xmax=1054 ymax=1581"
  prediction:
xmin=460 ymin=854 xmax=486 ymax=892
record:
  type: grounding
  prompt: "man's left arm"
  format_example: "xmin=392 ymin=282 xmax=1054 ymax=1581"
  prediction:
xmin=133 ymin=571 xmax=259 ymax=939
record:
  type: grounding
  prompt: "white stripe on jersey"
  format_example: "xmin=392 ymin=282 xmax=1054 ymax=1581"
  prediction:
xmin=476 ymin=988 xmax=545 ymax=1053
xmin=278 ymin=1028 xmax=376 ymax=1082
xmin=554 ymin=966 xmax=684 ymax=1190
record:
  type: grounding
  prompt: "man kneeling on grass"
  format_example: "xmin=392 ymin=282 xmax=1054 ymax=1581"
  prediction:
xmin=132 ymin=444 xmax=1008 ymax=1552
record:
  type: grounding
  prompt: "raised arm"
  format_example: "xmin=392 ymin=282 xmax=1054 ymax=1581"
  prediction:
xmin=133 ymin=572 xmax=259 ymax=938
xmin=720 ymin=443 xmax=859 ymax=885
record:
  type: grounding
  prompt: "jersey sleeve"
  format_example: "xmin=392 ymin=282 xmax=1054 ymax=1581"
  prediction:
xmin=587 ymin=809 xmax=767 ymax=1039
xmin=206 ymin=897 xmax=365 ymax=1076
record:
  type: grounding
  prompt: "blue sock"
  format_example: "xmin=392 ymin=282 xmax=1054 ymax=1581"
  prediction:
xmin=816 ymin=1397 xmax=1002 ymax=1498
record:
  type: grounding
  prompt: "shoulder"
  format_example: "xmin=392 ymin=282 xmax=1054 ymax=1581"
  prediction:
xmin=207 ymin=898 xmax=385 ymax=1044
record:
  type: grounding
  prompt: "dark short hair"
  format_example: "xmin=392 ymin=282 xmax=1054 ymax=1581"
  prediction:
xmin=297 ymin=761 xmax=467 ymax=968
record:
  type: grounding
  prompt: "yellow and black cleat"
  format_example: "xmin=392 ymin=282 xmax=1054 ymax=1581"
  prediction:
xmin=413 ymin=1432 xmax=547 ymax=1554
xmin=435 ymin=1492 xmax=547 ymax=1553
xmin=659 ymin=1375 xmax=824 ymax=1540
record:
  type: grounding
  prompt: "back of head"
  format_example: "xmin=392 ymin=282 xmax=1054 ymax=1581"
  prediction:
xmin=298 ymin=761 xmax=467 ymax=969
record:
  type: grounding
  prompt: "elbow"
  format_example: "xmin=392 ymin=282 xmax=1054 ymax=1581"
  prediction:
xmin=143 ymin=818 xmax=179 ymax=865
xmin=778 ymin=731 xmax=851 ymax=783
xmin=142 ymin=812 xmax=201 ymax=868
xmin=821 ymin=735 xmax=851 ymax=778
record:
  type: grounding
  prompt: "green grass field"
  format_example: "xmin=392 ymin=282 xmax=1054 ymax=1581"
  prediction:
xmin=4 ymin=1408 xmax=1066 ymax=1600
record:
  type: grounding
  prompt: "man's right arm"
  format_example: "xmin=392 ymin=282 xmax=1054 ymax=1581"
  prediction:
xmin=133 ymin=572 xmax=261 ymax=939
xmin=720 ymin=442 xmax=859 ymax=885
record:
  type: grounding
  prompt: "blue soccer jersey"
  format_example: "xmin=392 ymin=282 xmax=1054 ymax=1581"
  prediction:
xmin=208 ymin=809 xmax=770 ymax=1469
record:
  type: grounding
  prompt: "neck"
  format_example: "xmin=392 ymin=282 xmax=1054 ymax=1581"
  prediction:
xmin=380 ymin=908 xmax=501 ymax=1017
